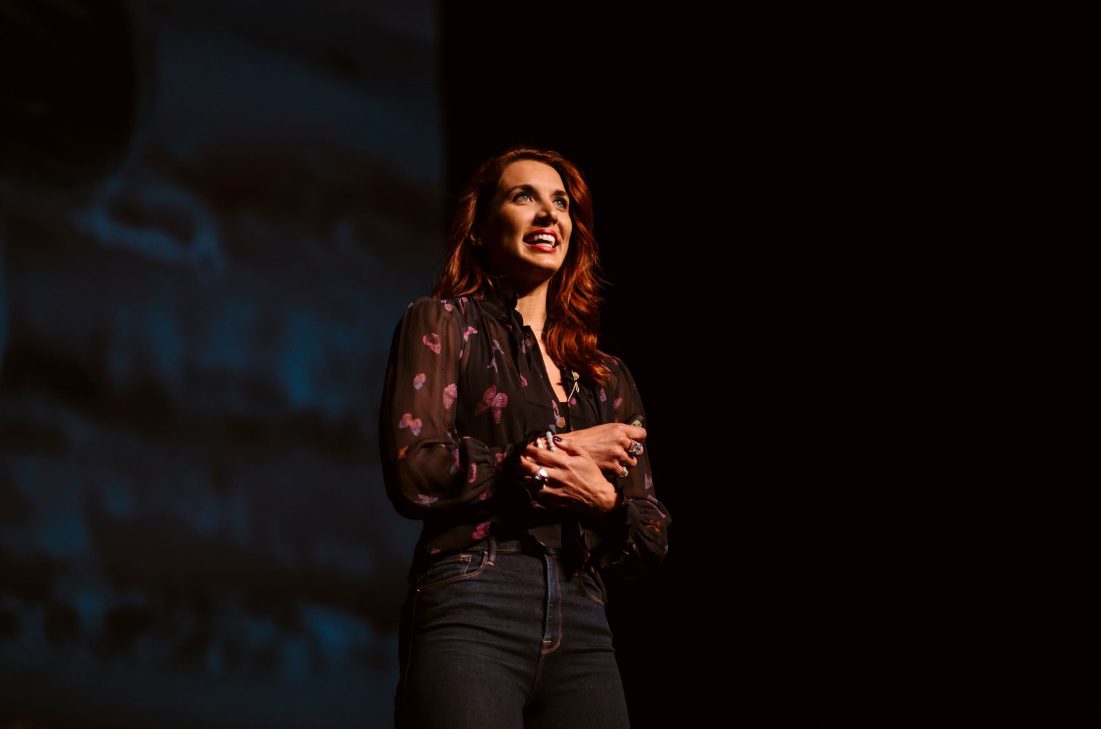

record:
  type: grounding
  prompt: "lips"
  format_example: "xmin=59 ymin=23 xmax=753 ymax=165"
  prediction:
xmin=523 ymin=239 xmax=557 ymax=251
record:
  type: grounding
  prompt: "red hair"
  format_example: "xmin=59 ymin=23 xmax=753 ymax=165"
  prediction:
xmin=432 ymin=145 xmax=614 ymax=387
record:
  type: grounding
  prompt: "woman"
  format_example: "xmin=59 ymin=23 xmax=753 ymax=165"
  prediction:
xmin=379 ymin=146 xmax=672 ymax=728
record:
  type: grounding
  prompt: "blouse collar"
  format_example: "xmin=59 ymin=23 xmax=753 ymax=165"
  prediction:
xmin=474 ymin=272 xmax=585 ymax=393
xmin=475 ymin=272 xmax=521 ymax=324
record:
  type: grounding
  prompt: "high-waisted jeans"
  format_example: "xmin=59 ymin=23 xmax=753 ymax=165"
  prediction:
xmin=395 ymin=533 xmax=630 ymax=728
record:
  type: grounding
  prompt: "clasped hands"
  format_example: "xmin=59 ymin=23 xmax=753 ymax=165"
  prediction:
xmin=519 ymin=423 xmax=646 ymax=515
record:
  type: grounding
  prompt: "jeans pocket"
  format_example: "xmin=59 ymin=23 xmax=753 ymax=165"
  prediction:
xmin=577 ymin=566 xmax=607 ymax=606
xmin=415 ymin=547 xmax=491 ymax=591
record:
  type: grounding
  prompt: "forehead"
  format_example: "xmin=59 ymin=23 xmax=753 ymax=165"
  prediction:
xmin=497 ymin=159 xmax=565 ymax=192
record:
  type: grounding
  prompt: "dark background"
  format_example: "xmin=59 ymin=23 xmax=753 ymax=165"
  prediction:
xmin=1 ymin=1 xmax=946 ymax=727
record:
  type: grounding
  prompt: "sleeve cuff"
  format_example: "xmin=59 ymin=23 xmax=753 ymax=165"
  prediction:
xmin=599 ymin=496 xmax=671 ymax=580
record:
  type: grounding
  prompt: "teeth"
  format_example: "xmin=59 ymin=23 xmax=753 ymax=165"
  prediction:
xmin=527 ymin=234 xmax=556 ymax=246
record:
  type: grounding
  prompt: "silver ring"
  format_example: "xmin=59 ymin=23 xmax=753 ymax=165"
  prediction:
xmin=533 ymin=467 xmax=549 ymax=482
xmin=629 ymin=441 xmax=643 ymax=455
xmin=618 ymin=466 xmax=629 ymax=478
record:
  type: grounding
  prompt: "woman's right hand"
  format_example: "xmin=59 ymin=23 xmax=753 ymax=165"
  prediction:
xmin=519 ymin=438 xmax=618 ymax=513
xmin=540 ymin=423 xmax=646 ymax=480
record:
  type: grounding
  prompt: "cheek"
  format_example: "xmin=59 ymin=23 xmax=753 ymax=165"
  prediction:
xmin=505 ymin=217 xmax=527 ymax=239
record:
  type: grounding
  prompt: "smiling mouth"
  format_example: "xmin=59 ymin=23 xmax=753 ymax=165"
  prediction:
xmin=523 ymin=233 xmax=558 ymax=250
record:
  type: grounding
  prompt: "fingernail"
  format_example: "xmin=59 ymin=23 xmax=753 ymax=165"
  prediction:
xmin=553 ymin=435 xmax=563 ymax=442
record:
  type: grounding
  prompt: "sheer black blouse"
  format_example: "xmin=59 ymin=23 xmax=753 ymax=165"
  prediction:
xmin=378 ymin=273 xmax=672 ymax=585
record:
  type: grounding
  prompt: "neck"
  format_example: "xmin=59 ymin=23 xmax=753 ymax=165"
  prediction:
xmin=512 ymin=277 xmax=551 ymax=334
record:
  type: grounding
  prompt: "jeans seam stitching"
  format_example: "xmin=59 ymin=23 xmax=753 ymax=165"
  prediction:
xmin=580 ymin=572 xmax=606 ymax=605
xmin=418 ymin=552 xmax=486 ymax=590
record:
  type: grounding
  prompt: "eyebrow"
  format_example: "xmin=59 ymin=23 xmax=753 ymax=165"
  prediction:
xmin=506 ymin=184 xmax=569 ymax=198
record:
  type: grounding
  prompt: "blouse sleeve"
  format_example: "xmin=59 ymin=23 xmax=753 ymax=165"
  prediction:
xmin=597 ymin=354 xmax=673 ymax=581
xmin=378 ymin=297 xmax=550 ymax=521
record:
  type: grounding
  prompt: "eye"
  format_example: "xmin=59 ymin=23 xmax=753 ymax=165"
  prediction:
xmin=514 ymin=192 xmax=569 ymax=209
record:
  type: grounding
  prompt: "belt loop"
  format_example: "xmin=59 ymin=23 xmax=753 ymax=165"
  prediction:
xmin=487 ymin=534 xmax=497 ymax=566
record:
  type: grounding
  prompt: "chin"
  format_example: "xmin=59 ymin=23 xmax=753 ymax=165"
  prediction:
xmin=514 ymin=263 xmax=563 ymax=283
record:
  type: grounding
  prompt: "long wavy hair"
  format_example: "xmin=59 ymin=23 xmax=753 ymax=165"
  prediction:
xmin=432 ymin=145 xmax=614 ymax=388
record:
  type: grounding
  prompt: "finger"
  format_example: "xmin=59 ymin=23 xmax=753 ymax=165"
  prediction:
xmin=525 ymin=462 xmax=559 ymax=486
xmin=521 ymin=455 xmax=550 ymax=475
xmin=523 ymin=453 xmax=568 ymax=484
xmin=533 ymin=447 xmax=574 ymax=468
xmin=550 ymin=436 xmax=582 ymax=456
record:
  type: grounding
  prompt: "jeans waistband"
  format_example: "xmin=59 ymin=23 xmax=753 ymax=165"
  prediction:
xmin=485 ymin=533 xmax=556 ymax=556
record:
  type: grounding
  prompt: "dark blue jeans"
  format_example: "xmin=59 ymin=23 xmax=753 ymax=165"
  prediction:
xmin=395 ymin=534 xmax=630 ymax=728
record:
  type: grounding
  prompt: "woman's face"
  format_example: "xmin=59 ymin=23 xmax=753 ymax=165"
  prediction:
xmin=478 ymin=159 xmax=572 ymax=285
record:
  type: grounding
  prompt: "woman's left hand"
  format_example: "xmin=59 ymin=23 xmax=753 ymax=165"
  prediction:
xmin=541 ymin=423 xmax=645 ymax=480
xmin=519 ymin=437 xmax=618 ymax=514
